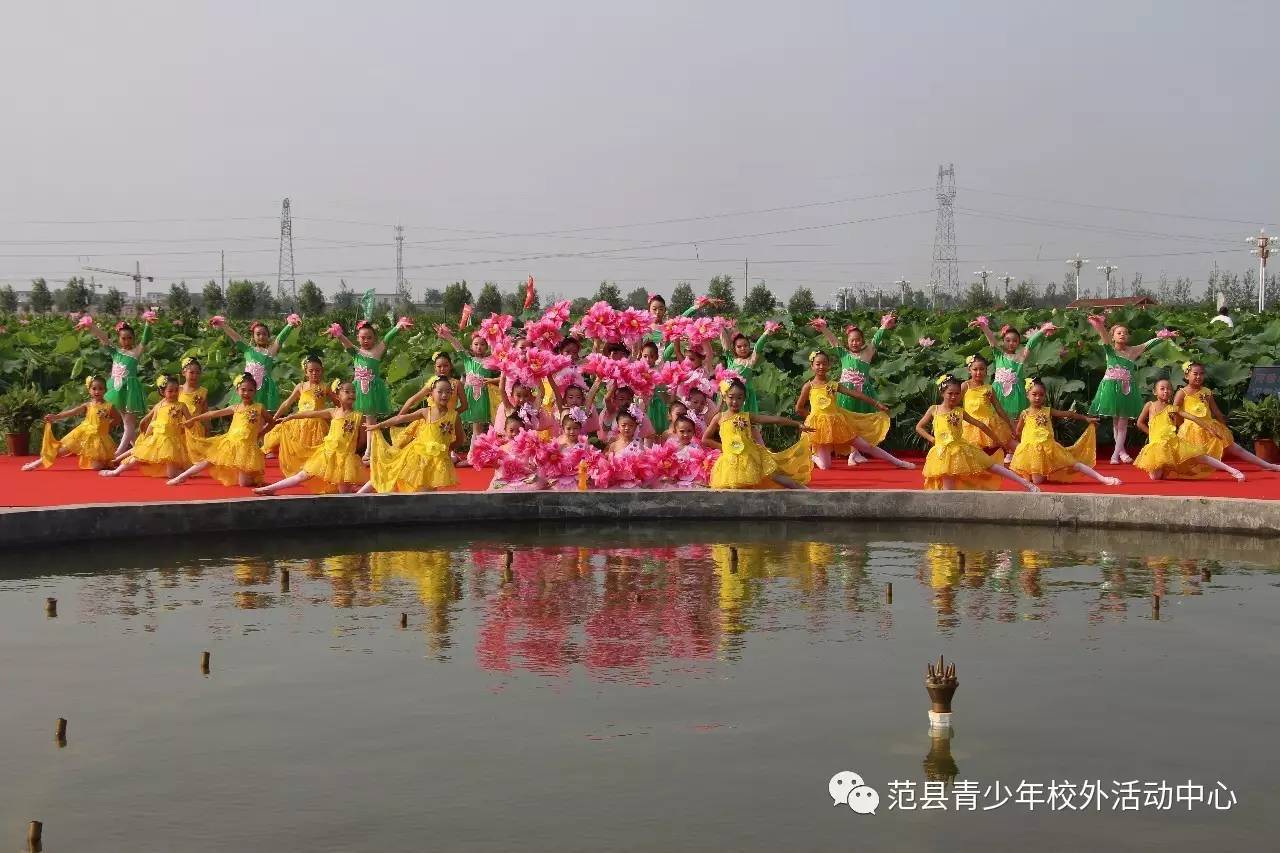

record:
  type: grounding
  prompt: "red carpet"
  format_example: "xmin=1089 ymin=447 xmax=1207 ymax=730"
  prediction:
xmin=1 ymin=453 xmax=1277 ymax=508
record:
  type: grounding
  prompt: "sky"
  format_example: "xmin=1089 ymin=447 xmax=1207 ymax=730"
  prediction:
xmin=2 ymin=0 xmax=1277 ymax=305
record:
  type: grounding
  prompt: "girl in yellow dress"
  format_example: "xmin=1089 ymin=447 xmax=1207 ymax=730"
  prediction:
xmin=704 ymin=379 xmax=813 ymax=489
xmin=254 ymin=381 xmax=368 ymax=495
xmin=1174 ymin=361 xmax=1280 ymax=471
xmin=795 ymin=351 xmax=915 ymax=470
xmin=960 ymin=354 xmax=1016 ymax=459
xmin=24 ymin=376 xmax=119 ymax=471
xmin=1010 ymin=378 xmax=1120 ymax=486
xmin=102 ymin=375 xmax=192 ymax=478
xmin=1134 ymin=378 xmax=1244 ymax=482
xmin=397 ymin=352 xmax=469 ymax=418
xmin=178 ymin=357 xmax=209 ymax=438
xmin=169 ymin=373 xmax=272 ymax=487
xmin=915 ymin=375 xmax=1037 ymax=492
xmin=360 ymin=377 xmax=461 ymax=493
xmin=263 ymin=355 xmax=336 ymax=476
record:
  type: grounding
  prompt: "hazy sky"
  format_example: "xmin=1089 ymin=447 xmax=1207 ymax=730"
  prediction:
xmin=2 ymin=1 xmax=1277 ymax=304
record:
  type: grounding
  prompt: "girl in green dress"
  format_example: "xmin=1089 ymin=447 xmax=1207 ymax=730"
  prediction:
xmin=717 ymin=323 xmax=776 ymax=415
xmin=82 ymin=317 xmax=152 ymax=453
xmin=434 ymin=325 xmax=499 ymax=444
xmin=334 ymin=318 xmax=409 ymax=457
xmin=970 ymin=316 xmax=1053 ymax=418
xmin=1085 ymin=314 xmax=1177 ymax=464
xmin=816 ymin=316 xmax=895 ymax=464
xmin=212 ymin=317 xmax=298 ymax=410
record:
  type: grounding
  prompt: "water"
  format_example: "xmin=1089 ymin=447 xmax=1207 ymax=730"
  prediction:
xmin=2 ymin=522 xmax=1277 ymax=852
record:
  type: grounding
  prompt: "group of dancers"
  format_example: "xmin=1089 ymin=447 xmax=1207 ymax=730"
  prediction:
xmin=23 ymin=293 xmax=1279 ymax=495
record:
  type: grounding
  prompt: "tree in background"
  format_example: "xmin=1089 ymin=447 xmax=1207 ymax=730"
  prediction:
xmin=592 ymin=281 xmax=623 ymax=309
xmin=29 ymin=278 xmax=53 ymax=313
xmin=1005 ymin=278 xmax=1037 ymax=309
xmin=442 ymin=281 xmax=472 ymax=318
xmin=503 ymin=283 xmax=539 ymax=314
xmin=332 ymin=280 xmax=358 ymax=312
xmin=706 ymin=275 xmax=737 ymax=314
xmin=226 ymin=281 xmax=257 ymax=318
xmin=202 ymin=280 xmax=225 ymax=315
xmin=569 ymin=296 xmax=593 ymax=314
xmin=475 ymin=282 xmax=503 ymax=315
xmin=298 ymin=280 xmax=325 ymax=316
xmin=0 ymin=285 xmax=16 ymax=313
xmin=421 ymin=287 xmax=444 ymax=311
xmin=786 ymin=286 xmax=816 ymax=317
xmin=670 ymin=282 xmax=695 ymax=314
xmin=743 ymin=281 xmax=777 ymax=315
xmin=251 ymin=281 xmax=277 ymax=316
xmin=54 ymin=277 xmax=93 ymax=313
xmin=100 ymin=288 xmax=124 ymax=315
xmin=167 ymin=281 xmax=192 ymax=313
xmin=625 ymin=287 xmax=649 ymax=309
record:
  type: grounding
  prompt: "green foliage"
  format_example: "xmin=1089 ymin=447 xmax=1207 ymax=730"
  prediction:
xmin=201 ymin=280 xmax=225 ymax=315
xmin=625 ymin=287 xmax=649 ymax=309
xmin=670 ymin=282 xmax=695 ymax=315
xmin=298 ymin=280 xmax=325 ymax=316
xmin=476 ymin=282 xmax=503 ymax=316
xmin=333 ymin=280 xmax=357 ymax=312
xmin=442 ymin=281 xmax=472 ymax=318
xmin=226 ymin=281 xmax=256 ymax=318
xmin=0 ymin=285 xmax=15 ymax=313
xmin=29 ymin=279 xmax=53 ymax=313
xmin=1229 ymin=396 xmax=1280 ymax=443
xmin=743 ymin=282 xmax=777 ymax=316
xmin=592 ymin=281 xmax=623 ymax=309
xmin=55 ymin=277 xmax=92 ymax=313
xmin=706 ymin=275 xmax=737 ymax=314
xmin=100 ymin=288 xmax=124 ymax=315
xmin=0 ymin=385 xmax=46 ymax=435
xmin=787 ymin=287 xmax=816 ymax=317
xmin=167 ymin=282 xmax=192 ymax=314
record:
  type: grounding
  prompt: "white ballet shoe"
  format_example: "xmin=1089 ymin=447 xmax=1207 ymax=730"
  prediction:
xmin=1102 ymin=476 xmax=1121 ymax=486
xmin=1231 ymin=470 xmax=1246 ymax=482
xmin=1118 ymin=452 xmax=1133 ymax=464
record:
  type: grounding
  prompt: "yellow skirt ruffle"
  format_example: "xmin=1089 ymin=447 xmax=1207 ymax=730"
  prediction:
xmin=1133 ymin=437 xmax=1212 ymax=480
xmin=962 ymin=415 xmax=1013 ymax=449
xmin=301 ymin=446 xmax=367 ymax=493
xmin=369 ymin=432 xmax=457 ymax=493
xmin=806 ymin=409 xmax=889 ymax=449
xmin=39 ymin=420 xmax=115 ymax=469
xmin=923 ymin=440 xmax=1002 ymax=490
xmin=186 ymin=433 xmax=265 ymax=486
xmin=263 ymin=417 xmax=328 ymax=477
xmin=710 ymin=435 xmax=811 ymax=489
xmin=131 ymin=430 xmax=191 ymax=477
xmin=1010 ymin=423 xmax=1096 ymax=483
xmin=1178 ymin=419 xmax=1232 ymax=460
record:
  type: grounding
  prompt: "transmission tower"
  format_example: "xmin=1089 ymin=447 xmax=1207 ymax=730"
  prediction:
xmin=277 ymin=198 xmax=296 ymax=302
xmin=929 ymin=164 xmax=959 ymax=298
xmin=394 ymin=224 xmax=408 ymax=302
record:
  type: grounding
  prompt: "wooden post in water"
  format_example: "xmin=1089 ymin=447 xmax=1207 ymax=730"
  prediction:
xmin=886 ymin=582 xmax=893 ymax=604
xmin=55 ymin=718 xmax=67 ymax=747
xmin=1201 ymin=567 xmax=1211 ymax=583
xmin=280 ymin=568 xmax=290 ymax=592
xmin=27 ymin=820 xmax=42 ymax=851
xmin=1152 ymin=595 xmax=1161 ymax=620
xmin=729 ymin=547 xmax=739 ymax=574
xmin=399 ymin=612 xmax=408 ymax=629
xmin=45 ymin=598 xmax=57 ymax=618
xmin=200 ymin=651 xmax=211 ymax=673
xmin=502 ymin=550 xmax=514 ymax=585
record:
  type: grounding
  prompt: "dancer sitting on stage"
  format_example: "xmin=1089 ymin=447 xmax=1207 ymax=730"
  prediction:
xmin=263 ymin=355 xmax=336 ymax=476
xmin=1174 ymin=361 xmax=1280 ymax=472
xmin=813 ymin=313 xmax=894 ymax=464
xmin=24 ymin=376 xmax=119 ymax=472
xmin=360 ymin=377 xmax=460 ymax=494
xmin=169 ymin=373 xmax=272 ymax=487
xmin=255 ymin=381 xmax=368 ymax=495
xmin=1009 ymin=378 xmax=1119 ymax=486
xmin=916 ymin=375 xmax=1037 ymax=492
xmin=102 ymin=375 xmax=191 ymax=479
xmin=961 ymin=354 xmax=1016 ymax=460
xmin=705 ymin=379 xmax=812 ymax=490
xmin=795 ymin=351 xmax=913 ymax=471
xmin=1133 ymin=378 xmax=1244 ymax=482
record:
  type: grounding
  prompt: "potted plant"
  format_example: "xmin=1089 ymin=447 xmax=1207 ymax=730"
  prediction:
xmin=1229 ymin=396 xmax=1280 ymax=463
xmin=0 ymin=385 xmax=45 ymax=457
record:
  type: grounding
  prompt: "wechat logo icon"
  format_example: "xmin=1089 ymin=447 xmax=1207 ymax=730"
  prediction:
xmin=829 ymin=771 xmax=880 ymax=814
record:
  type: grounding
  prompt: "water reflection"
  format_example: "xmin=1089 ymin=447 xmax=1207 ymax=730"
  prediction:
xmin=22 ymin=535 xmax=1267 ymax=681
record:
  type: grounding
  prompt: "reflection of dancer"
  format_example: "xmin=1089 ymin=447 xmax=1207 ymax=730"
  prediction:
xmin=24 ymin=376 xmax=118 ymax=471
xmin=916 ymin=376 xmax=1037 ymax=492
xmin=1133 ymin=379 xmax=1243 ymax=482
xmin=1010 ymin=378 xmax=1120 ymax=486
xmin=1175 ymin=362 xmax=1280 ymax=471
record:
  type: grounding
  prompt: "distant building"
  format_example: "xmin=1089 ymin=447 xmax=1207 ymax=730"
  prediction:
xmin=1067 ymin=296 xmax=1157 ymax=310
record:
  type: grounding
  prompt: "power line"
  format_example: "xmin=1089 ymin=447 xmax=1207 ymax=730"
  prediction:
xmin=958 ymin=186 xmax=1278 ymax=228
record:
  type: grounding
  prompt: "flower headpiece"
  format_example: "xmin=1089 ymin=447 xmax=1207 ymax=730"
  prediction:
xmin=113 ymin=320 xmax=128 ymax=333
xmin=626 ymin=401 xmax=645 ymax=421
xmin=807 ymin=350 xmax=821 ymax=363
xmin=430 ymin=350 xmax=448 ymax=362
xmin=567 ymin=406 xmax=589 ymax=425
xmin=181 ymin=355 xmax=200 ymax=370
xmin=355 ymin=319 xmax=373 ymax=331
xmin=1181 ymin=361 xmax=1194 ymax=375
xmin=718 ymin=379 xmax=733 ymax=396
xmin=935 ymin=374 xmax=954 ymax=388
xmin=330 ymin=378 xmax=342 ymax=393
xmin=84 ymin=374 xmax=99 ymax=391
xmin=964 ymin=354 xmax=977 ymax=366
xmin=1024 ymin=377 xmax=1036 ymax=393
xmin=154 ymin=373 xmax=169 ymax=388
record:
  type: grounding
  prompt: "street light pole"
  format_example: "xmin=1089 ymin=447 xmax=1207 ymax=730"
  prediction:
xmin=999 ymin=273 xmax=1015 ymax=298
xmin=1067 ymin=254 xmax=1090 ymax=300
xmin=972 ymin=269 xmax=994 ymax=300
xmin=1247 ymin=230 xmax=1274 ymax=313
xmin=1096 ymin=263 xmax=1119 ymax=299
xmin=895 ymin=278 xmax=911 ymax=306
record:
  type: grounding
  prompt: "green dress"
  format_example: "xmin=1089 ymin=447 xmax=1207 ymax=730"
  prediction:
xmin=728 ymin=358 xmax=759 ymax=414
xmin=834 ymin=328 xmax=887 ymax=414
xmin=236 ymin=324 xmax=294 ymax=411
xmin=352 ymin=327 xmax=400 ymax=416
xmin=990 ymin=330 xmax=1045 ymax=418
xmin=104 ymin=323 xmax=151 ymax=415
xmin=460 ymin=355 xmax=497 ymax=426
xmin=1089 ymin=346 xmax=1144 ymax=418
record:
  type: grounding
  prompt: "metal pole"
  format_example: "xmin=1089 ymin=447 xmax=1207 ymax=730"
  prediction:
xmin=1261 ymin=253 xmax=1267 ymax=314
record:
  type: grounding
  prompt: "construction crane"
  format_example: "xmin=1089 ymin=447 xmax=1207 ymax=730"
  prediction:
xmin=82 ymin=261 xmax=153 ymax=306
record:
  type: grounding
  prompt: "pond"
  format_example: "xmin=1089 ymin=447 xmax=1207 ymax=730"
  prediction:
xmin=1 ymin=521 xmax=1276 ymax=852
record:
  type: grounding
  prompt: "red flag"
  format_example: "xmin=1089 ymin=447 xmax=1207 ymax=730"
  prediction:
xmin=523 ymin=275 xmax=536 ymax=310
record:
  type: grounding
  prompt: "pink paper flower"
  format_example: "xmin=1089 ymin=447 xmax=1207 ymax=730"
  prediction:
xmin=617 ymin=307 xmax=655 ymax=347
xmin=396 ymin=316 xmax=414 ymax=330
xmin=974 ymin=315 xmax=990 ymax=328
xmin=541 ymin=300 xmax=572 ymax=327
xmin=763 ymin=320 xmax=781 ymax=334
xmin=286 ymin=313 xmax=302 ymax=326
xmin=523 ymin=316 xmax=563 ymax=350
xmin=209 ymin=315 xmax=227 ymax=328
xmin=477 ymin=312 xmax=514 ymax=346
xmin=141 ymin=308 xmax=159 ymax=323
xmin=327 ymin=322 xmax=344 ymax=338
xmin=1156 ymin=328 xmax=1177 ymax=339
xmin=581 ymin=301 xmax=620 ymax=343
xmin=459 ymin=303 xmax=474 ymax=330
xmin=880 ymin=314 xmax=895 ymax=329
xmin=76 ymin=314 xmax=94 ymax=330
xmin=808 ymin=317 xmax=828 ymax=330
xmin=918 ymin=337 xmax=935 ymax=348
xmin=467 ymin=427 xmax=505 ymax=468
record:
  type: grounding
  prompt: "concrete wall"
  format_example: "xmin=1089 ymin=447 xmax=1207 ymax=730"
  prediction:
xmin=2 ymin=490 xmax=1278 ymax=547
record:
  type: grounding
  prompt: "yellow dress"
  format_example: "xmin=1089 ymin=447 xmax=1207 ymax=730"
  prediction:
xmin=961 ymin=384 xmax=1013 ymax=448
xmin=922 ymin=407 xmax=1002 ymax=490
xmin=186 ymin=403 xmax=268 ymax=486
xmin=263 ymin=383 xmax=330 ymax=476
xmin=369 ymin=410 xmax=459 ymax=493
xmin=1177 ymin=388 xmax=1232 ymax=459
xmin=38 ymin=401 xmax=116 ymax=469
xmin=709 ymin=411 xmax=812 ymax=489
xmin=804 ymin=381 xmax=889 ymax=447
xmin=1010 ymin=411 xmax=1096 ymax=483
xmin=1133 ymin=405 xmax=1212 ymax=479
xmin=298 ymin=410 xmax=367 ymax=492
xmin=178 ymin=386 xmax=208 ymax=437
xmin=130 ymin=401 xmax=192 ymax=475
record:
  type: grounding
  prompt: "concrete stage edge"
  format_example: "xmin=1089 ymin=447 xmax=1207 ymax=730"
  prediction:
xmin=2 ymin=489 xmax=1278 ymax=547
